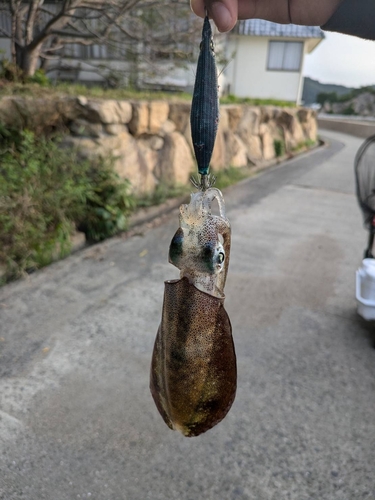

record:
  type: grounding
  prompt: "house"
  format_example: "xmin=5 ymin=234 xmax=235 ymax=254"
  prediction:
xmin=224 ymin=20 xmax=324 ymax=104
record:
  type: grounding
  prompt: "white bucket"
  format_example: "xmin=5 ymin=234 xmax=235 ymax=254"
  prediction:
xmin=356 ymin=258 xmax=375 ymax=320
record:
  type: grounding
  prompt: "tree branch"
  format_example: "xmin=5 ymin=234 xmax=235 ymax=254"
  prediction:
xmin=8 ymin=0 xmax=19 ymax=16
xmin=39 ymin=52 xmax=62 ymax=60
xmin=9 ymin=0 xmax=22 ymax=61
xmin=27 ymin=0 xmax=81 ymax=51
xmin=39 ymin=7 xmax=103 ymax=21
xmin=56 ymin=37 xmax=95 ymax=45
xmin=26 ymin=0 xmax=43 ymax=45
xmin=51 ymin=30 xmax=96 ymax=40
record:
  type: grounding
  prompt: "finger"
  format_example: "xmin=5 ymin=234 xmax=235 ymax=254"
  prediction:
xmin=190 ymin=0 xmax=206 ymax=18
xmin=190 ymin=0 xmax=206 ymax=17
xmin=238 ymin=0 xmax=290 ymax=24
xmin=191 ymin=0 xmax=238 ymax=32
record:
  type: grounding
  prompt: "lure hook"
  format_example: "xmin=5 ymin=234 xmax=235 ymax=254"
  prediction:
xmin=190 ymin=173 xmax=217 ymax=191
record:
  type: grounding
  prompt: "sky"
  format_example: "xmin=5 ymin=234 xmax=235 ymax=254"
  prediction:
xmin=303 ymin=31 xmax=375 ymax=88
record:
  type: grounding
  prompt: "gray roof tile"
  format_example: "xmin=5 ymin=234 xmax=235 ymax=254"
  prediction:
xmin=235 ymin=19 xmax=324 ymax=39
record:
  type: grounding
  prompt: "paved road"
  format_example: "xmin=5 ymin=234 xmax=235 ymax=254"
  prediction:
xmin=1 ymin=130 xmax=375 ymax=500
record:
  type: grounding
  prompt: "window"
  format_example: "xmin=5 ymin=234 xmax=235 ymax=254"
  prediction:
xmin=86 ymin=44 xmax=108 ymax=59
xmin=63 ymin=44 xmax=84 ymax=58
xmin=267 ymin=41 xmax=303 ymax=71
xmin=63 ymin=44 xmax=108 ymax=60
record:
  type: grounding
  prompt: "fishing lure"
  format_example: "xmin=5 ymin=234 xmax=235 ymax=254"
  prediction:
xmin=190 ymin=15 xmax=220 ymax=188
xmin=150 ymin=15 xmax=236 ymax=437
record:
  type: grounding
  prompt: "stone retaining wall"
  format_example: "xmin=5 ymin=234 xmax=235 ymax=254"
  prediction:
xmin=0 ymin=96 xmax=317 ymax=194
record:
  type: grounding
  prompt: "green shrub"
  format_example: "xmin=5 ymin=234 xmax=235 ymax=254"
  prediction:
xmin=0 ymin=59 xmax=23 ymax=82
xmin=27 ymin=69 xmax=50 ymax=86
xmin=342 ymin=104 xmax=356 ymax=115
xmin=0 ymin=127 xmax=134 ymax=282
xmin=214 ymin=165 xmax=249 ymax=190
xmin=0 ymin=61 xmax=50 ymax=86
xmin=273 ymin=139 xmax=285 ymax=157
xmin=317 ymin=91 xmax=339 ymax=105
xmin=78 ymin=162 xmax=135 ymax=242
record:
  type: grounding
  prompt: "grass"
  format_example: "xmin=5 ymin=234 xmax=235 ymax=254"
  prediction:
xmin=0 ymin=80 xmax=192 ymax=101
xmin=0 ymin=80 xmax=299 ymax=108
xmin=213 ymin=165 xmax=254 ymax=190
xmin=134 ymin=165 xmax=255 ymax=210
xmin=291 ymin=139 xmax=317 ymax=152
xmin=136 ymin=182 xmax=190 ymax=208
xmin=136 ymin=165 xmax=255 ymax=205
xmin=220 ymin=94 xmax=296 ymax=107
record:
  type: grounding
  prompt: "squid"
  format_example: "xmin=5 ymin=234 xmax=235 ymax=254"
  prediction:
xmin=150 ymin=15 xmax=237 ymax=437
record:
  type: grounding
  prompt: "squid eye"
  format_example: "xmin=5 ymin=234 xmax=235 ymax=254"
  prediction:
xmin=210 ymin=40 xmax=214 ymax=51
xmin=169 ymin=228 xmax=184 ymax=266
xmin=218 ymin=252 xmax=225 ymax=264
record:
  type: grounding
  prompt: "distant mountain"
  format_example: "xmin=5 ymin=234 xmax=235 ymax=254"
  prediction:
xmin=302 ymin=77 xmax=355 ymax=105
xmin=302 ymin=77 xmax=375 ymax=116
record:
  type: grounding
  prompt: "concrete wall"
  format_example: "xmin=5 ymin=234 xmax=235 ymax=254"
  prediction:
xmin=318 ymin=116 xmax=375 ymax=139
xmin=226 ymin=35 xmax=304 ymax=103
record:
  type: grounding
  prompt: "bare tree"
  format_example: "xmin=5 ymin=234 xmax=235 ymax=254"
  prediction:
xmin=0 ymin=0 xmax=142 ymax=76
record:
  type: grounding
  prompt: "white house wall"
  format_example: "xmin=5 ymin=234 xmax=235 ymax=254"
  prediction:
xmin=296 ymin=41 xmax=309 ymax=104
xmin=44 ymin=57 xmax=226 ymax=96
xmin=226 ymin=35 xmax=304 ymax=103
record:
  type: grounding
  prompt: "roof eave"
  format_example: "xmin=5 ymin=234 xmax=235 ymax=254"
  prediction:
xmin=305 ymin=37 xmax=324 ymax=53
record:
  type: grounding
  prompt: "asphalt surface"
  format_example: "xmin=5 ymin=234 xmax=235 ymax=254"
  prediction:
xmin=1 ymin=130 xmax=375 ymax=500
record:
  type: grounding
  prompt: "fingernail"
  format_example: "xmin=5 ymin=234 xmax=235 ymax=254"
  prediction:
xmin=210 ymin=2 xmax=233 ymax=32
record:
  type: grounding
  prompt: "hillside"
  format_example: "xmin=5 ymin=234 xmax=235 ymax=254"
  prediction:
xmin=302 ymin=77 xmax=354 ymax=105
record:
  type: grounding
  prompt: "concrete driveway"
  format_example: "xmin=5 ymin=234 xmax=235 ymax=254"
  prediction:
xmin=1 ymin=130 xmax=375 ymax=500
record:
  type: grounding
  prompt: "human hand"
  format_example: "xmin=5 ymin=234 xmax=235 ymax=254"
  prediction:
xmin=190 ymin=0 xmax=343 ymax=32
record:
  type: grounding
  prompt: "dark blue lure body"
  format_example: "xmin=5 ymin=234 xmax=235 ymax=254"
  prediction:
xmin=190 ymin=16 xmax=219 ymax=178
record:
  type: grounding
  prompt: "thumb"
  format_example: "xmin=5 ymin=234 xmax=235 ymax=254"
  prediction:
xmin=191 ymin=0 xmax=238 ymax=32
